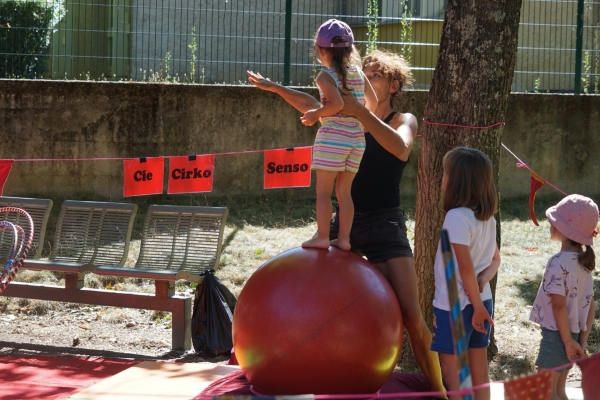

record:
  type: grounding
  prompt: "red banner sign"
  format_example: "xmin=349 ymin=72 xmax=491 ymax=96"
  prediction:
xmin=0 ymin=159 xmax=14 ymax=196
xmin=167 ymin=155 xmax=215 ymax=194
xmin=123 ymin=157 xmax=164 ymax=197
xmin=264 ymin=147 xmax=312 ymax=189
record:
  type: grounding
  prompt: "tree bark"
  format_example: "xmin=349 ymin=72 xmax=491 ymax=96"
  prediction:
xmin=414 ymin=0 xmax=523 ymax=349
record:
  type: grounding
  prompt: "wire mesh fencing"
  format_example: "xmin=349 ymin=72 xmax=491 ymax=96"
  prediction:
xmin=0 ymin=0 xmax=599 ymax=93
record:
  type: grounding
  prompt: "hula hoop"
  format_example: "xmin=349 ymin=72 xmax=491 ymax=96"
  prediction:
xmin=0 ymin=207 xmax=34 ymax=295
xmin=0 ymin=221 xmax=18 ymax=267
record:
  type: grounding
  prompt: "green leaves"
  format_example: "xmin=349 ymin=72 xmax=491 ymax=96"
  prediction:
xmin=0 ymin=1 xmax=57 ymax=79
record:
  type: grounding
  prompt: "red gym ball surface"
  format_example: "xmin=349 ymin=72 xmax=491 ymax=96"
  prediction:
xmin=233 ymin=246 xmax=403 ymax=395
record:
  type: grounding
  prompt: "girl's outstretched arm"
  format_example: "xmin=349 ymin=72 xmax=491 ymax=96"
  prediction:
xmin=246 ymin=70 xmax=320 ymax=114
xmin=300 ymin=72 xmax=343 ymax=126
xmin=452 ymin=243 xmax=494 ymax=334
xmin=549 ymin=293 xmax=585 ymax=361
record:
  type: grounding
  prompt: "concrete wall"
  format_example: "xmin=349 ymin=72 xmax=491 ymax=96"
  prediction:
xmin=0 ymin=80 xmax=598 ymax=202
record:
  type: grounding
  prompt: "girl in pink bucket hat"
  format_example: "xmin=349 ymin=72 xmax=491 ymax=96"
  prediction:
xmin=529 ymin=194 xmax=599 ymax=400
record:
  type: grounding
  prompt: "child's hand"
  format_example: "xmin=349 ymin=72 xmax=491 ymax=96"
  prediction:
xmin=471 ymin=306 xmax=494 ymax=334
xmin=477 ymin=275 xmax=487 ymax=293
xmin=301 ymin=109 xmax=320 ymax=126
xmin=564 ymin=339 xmax=585 ymax=361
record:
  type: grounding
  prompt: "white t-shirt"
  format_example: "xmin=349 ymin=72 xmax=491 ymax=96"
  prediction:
xmin=529 ymin=252 xmax=594 ymax=333
xmin=433 ymin=207 xmax=497 ymax=311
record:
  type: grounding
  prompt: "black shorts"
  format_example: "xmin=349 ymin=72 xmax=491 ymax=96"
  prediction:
xmin=330 ymin=207 xmax=413 ymax=263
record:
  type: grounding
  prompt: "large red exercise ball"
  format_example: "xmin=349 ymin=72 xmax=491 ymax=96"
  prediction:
xmin=232 ymin=246 xmax=403 ymax=395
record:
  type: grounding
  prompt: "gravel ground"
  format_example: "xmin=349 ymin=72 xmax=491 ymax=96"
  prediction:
xmin=0 ymin=301 xmax=228 ymax=364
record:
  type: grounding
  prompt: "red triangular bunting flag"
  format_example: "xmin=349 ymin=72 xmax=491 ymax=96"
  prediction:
xmin=503 ymin=370 xmax=551 ymax=400
xmin=264 ymin=147 xmax=312 ymax=189
xmin=167 ymin=155 xmax=215 ymax=194
xmin=0 ymin=160 xmax=14 ymax=196
xmin=123 ymin=157 xmax=165 ymax=197
xmin=529 ymin=171 xmax=545 ymax=226
xmin=578 ymin=352 xmax=600 ymax=399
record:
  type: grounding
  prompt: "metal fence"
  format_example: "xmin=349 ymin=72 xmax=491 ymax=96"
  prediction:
xmin=0 ymin=0 xmax=599 ymax=93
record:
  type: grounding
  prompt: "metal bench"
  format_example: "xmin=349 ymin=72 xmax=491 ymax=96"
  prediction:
xmin=2 ymin=202 xmax=229 ymax=351
xmin=19 ymin=200 xmax=138 ymax=283
xmin=0 ymin=196 xmax=54 ymax=259
xmin=94 ymin=205 xmax=229 ymax=350
xmin=1 ymin=200 xmax=138 ymax=328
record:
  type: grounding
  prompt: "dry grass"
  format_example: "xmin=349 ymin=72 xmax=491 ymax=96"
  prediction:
xmin=213 ymin=196 xmax=599 ymax=383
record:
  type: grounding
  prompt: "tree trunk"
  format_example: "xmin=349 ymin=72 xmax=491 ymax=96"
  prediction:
xmin=414 ymin=0 xmax=523 ymax=348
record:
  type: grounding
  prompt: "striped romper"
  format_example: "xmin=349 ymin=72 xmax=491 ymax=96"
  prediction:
xmin=312 ymin=65 xmax=366 ymax=174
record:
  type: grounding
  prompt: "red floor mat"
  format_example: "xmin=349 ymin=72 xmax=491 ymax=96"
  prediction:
xmin=0 ymin=355 xmax=140 ymax=400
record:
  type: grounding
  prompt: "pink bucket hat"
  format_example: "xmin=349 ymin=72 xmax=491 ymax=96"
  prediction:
xmin=546 ymin=194 xmax=599 ymax=246
xmin=315 ymin=19 xmax=353 ymax=48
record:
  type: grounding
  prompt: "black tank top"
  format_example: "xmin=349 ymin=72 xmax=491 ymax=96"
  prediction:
xmin=351 ymin=111 xmax=408 ymax=212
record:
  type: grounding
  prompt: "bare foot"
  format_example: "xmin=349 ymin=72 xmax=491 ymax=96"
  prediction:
xmin=302 ymin=237 xmax=331 ymax=249
xmin=330 ymin=239 xmax=351 ymax=251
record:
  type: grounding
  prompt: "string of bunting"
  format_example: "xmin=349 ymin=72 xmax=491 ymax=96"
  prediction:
xmin=500 ymin=142 xmax=569 ymax=226
xmin=210 ymin=353 xmax=598 ymax=399
xmin=0 ymin=124 xmax=568 ymax=224
xmin=422 ymin=119 xmax=506 ymax=130
xmin=0 ymin=147 xmax=314 ymax=197
xmin=422 ymin=118 xmax=569 ymax=225
xmin=203 ymin=354 xmax=599 ymax=398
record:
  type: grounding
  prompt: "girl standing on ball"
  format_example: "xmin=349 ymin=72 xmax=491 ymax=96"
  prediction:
xmin=298 ymin=19 xmax=377 ymax=251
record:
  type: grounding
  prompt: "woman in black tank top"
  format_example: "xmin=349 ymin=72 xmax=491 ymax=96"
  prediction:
xmin=247 ymin=48 xmax=448 ymax=399
xmin=351 ymin=111 xmax=409 ymax=213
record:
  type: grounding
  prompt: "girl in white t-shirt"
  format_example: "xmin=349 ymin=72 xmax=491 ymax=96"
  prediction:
xmin=430 ymin=147 xmax=501 ymax=400
xmin=529 ymin=194 xmax=598 ymax=400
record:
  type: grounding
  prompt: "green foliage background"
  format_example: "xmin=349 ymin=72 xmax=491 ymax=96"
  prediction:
xmin=0 ymin=0 xmax=55 ymax=78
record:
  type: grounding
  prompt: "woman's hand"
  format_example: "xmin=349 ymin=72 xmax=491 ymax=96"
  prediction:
xmin=246 ymin=70 xmax=277 ymax=92
xmin=338 ymin=87 xmax=363 ymax=117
